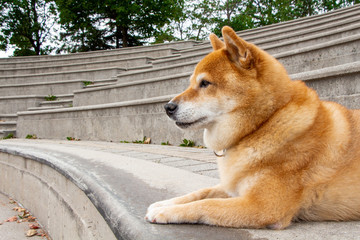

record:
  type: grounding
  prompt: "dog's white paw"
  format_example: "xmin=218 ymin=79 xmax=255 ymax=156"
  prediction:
xmin=145 ymin=206 xmax=169 ymax=224
xmin=146 ymin=199 xmax=174 ymax=213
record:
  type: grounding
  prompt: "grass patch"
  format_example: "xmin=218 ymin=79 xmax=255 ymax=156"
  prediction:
xmin=179 ymin=139 xmax=195 ymax=147
xmin=83 ymin=81 xmax=94 ymax=86
xmin=66 ymin=137 xmax=80 ymax=141
xmin=26 ymin=134 xmax=37 ymax=139
xmin=44 ymin=95 xmax=57 ymax=101
xmin=3 ymin=133 xmax=14 ymax=139
xmin=132 ymin=136 xmax=151 ymax=144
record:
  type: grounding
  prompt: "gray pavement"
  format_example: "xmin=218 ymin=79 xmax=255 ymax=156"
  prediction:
xmin=1 ymin=139 xmax=360 ymax=239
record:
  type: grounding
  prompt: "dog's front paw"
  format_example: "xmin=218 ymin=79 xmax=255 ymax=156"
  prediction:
xmin=145 ymin=206 xmax=174 ymax=224
xmin=147 ymin=199 xmax=175 ymax=213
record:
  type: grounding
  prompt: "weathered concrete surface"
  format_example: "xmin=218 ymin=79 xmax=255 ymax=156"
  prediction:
xmin=1 ymin=139 xmax=360 ymax=240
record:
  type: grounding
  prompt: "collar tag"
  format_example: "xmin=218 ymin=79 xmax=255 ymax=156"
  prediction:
xmin=214 ymin=149 xmax=226 ymax=157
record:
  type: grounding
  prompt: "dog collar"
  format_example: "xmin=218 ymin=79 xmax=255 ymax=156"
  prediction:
xmin=214 ymin=149 xmax=226 ymax=157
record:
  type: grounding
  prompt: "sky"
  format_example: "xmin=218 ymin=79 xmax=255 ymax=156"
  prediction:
xmin=0 ymin=48 xmax=13 ymax=58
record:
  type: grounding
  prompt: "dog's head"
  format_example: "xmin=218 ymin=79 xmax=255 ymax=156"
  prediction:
xmin=165 ymin=26 xmax=292 ymax=150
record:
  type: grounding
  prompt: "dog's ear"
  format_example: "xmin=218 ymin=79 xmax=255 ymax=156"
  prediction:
xmin=222 ymin=26 xmax=253 ymax=69
xmin=209 ymin=33 xmax=225 ymax=50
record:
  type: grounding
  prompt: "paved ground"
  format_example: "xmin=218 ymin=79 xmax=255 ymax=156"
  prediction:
xmin=0 ymin=192 xmax=49 ymax=240
xmin=1 ymin=139 xmax=360 ymax=239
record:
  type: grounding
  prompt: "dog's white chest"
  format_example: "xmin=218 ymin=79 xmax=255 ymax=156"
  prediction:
xmin=225 ymin=174 xmax=260 ymax=197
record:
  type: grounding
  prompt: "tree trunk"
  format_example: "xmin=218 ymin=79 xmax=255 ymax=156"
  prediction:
xmin=121 ymin=26 xmax=128 ymax=48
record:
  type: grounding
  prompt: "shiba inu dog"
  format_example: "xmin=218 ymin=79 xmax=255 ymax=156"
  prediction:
xmin=145 ymin=26 xmax=360 ymax=229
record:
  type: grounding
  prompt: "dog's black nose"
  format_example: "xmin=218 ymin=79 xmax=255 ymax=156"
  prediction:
xmin=164 ymin=102 xmax=178 ymax=116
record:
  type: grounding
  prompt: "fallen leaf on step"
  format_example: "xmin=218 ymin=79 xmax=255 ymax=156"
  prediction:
xmin=5 ymin=216 xmax=17 ymax=222
xmin=144 ymin=137 xmax=151 ymax=144
xmin=26 ymin=229 xmax=38 ymax=237
xmin=29 ymin=224 xmax=39 ymax=229
xmin=13 ymin=207 xmax=26 ymax=212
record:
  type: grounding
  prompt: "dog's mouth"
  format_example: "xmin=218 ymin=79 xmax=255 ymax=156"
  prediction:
xmin=175 ymin=117 xmax=207 ymax=129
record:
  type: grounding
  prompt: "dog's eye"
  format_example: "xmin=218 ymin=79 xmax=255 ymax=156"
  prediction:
xmin=199 ymin=80 xmax=211 ymax=88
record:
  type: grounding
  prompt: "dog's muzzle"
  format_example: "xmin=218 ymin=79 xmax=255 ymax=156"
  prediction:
xmin=164 ymin=102 xmax=178 ymax=118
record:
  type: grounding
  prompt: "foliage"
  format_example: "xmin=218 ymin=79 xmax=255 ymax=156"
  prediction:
xmin=1 ymin=0 xmax=359 ymax=55
xmin=161 ymin=141 xmax=171 ymax=145
xmin=26 ymin=134 xmax=37 ymax=139
xmin=0 ymin=0 xmax=58 ymax=56
xmin=67 ymin=136 xmax=80 ymax=141
xmin=44 ymin=94 xmax=57 ymax=101
xmin=2 ymin=133 xmax=14 ymax=139
xmin=132 ymin=136 xmax=151 ymax=144
xmin=83 ymin=81 xmax=94 ymax=86
xmin=55 ymin=0 xmax=184 ymax=52
xmin=179 ymin=139 xmax=195 ymax=147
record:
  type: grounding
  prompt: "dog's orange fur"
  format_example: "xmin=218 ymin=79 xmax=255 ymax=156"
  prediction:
xmin=145 ymin=26 xmax=360 ymax=229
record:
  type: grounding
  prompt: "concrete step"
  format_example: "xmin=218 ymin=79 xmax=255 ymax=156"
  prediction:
xmin=15 ymin=62 xmax=360 ymax=144
xmin=0 ymin=67 xmax=125 ymax=85
xmin=1 ymin=139 xmax=360 ymax=239
xmin=0 ymin=114 xmax=17 ymax=122
xmin=0 ymin=95 xmax=45 ymax=115
xmin=0 ymin=57 xmax=153 ymax=76
xmin=0 ymin=130 xmax=16 ymax=138
xmin=38 ymin=99 xmax=73 ymax=109
xmin=0 ymin=79 xmax=85 ymax=97
xmin=0 ymin=41 xmax=197 ymax=64
xmin=0 ymin=121 xmax=16 ymax=130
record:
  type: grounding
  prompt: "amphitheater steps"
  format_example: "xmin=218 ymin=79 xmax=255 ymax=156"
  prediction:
xmin=15 ymin=62 xmax=360 ymax=144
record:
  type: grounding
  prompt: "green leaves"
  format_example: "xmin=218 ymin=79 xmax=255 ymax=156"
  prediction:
xmin=0 ymin=0 xmax=57 ymax=56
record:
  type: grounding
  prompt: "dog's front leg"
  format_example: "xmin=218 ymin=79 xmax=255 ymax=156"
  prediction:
xmin=145 ymin=197 xmax=290 ymax=229
xmin=146 ymin=185 xmax=229 ymax=217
